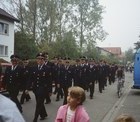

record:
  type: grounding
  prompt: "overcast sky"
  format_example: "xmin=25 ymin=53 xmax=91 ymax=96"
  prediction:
xmin=98 ymin=0 xmax=140 ymax=52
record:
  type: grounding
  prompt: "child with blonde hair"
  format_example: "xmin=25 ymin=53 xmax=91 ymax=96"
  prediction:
xmin=114 ymin=114 xmax=136 ymax=122
xmin=55 ymin=86 xmax=90 ymax=122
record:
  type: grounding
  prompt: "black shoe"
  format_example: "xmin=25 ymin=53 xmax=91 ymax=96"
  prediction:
xmin=33 ymin=119 xmax=37 ymax=122
xmin=20 ymin=102 xmax=24 ymax=105
xmin=40 ymin=115 xmax=47 ymax=120
xmin=99 ymin=91 xmax=102 ymax=93
xmin=26 ymin=99 xmax=29 ymax=102
xmin=53 ymin=91 xmax=57 ymax=94
xmin=45 ymin=100 xmax=51 ymax=104
xmin=56 ymin=98 xmax=59 ymax=101
xmin=90 ymin=96 xmax=93 ymax=99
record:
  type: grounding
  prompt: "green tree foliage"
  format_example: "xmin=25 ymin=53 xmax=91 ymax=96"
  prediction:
xmin=64 ymin=0 xmax=107 ymax=51
xmin=134 ymin=41 xmax=140 ymax=50
xmin=60 ymin=31 xmax=80 ymax=58
xmin=14 ymin=31 xmax=38 ymax=59
xmin=83 ymin=43 xmax=98 ymax=59
xmin=38 ymin=31 xmax=80 ymax=59
xmin=125 ymin=48 xmax=134 ymax=63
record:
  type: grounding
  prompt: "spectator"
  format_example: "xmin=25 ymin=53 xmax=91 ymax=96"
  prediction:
xmin=0 ymin=94 xmax=25 ymax=122
xmin=114 ymin=114 xmax=136 ymax=122
xmin=55 ymin=86 xmax=90 ymax=122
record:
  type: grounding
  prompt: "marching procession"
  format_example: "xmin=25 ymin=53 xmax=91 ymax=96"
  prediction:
xmin=1 ymin=52 xmax=122 ymax=122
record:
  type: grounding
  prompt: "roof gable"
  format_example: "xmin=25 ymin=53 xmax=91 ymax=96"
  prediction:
xmin=0 ymin=8 xmax=19 ymax=22
xmin=102 ymin=47 xmax=122 ymax=55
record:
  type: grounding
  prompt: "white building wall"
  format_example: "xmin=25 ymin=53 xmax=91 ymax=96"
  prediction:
xmin=0 ymin=19 xmax=14 ymax=62
xmin=100 ymin=50 xmax=109 ymax=56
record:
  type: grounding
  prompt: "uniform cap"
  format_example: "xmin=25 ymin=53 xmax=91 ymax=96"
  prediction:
xmin=10 ymin=54 xmax=20 ymax=60
xmin=36 ymin=52 xmax=45 ymax=58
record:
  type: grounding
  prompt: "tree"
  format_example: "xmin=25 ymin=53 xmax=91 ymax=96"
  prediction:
xmin=14 ymin=31 xmax=38 ymax=59
xmin=60 ymin=31 xmax=79 ymax=58
xmin=83 ymin=43 xmax=98 ymax=59
xmin=39 ymin=31 xmax=79 ymax=59
xmin=125 ymin=48 xmax=134 ymax=63
xmin=64 ymin=0 xmax=107 ymax=53
xmin=134 ymin=41 xmax=140 ymax=50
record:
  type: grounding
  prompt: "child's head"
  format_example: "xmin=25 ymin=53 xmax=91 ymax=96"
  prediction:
xmin=67 ymin=86 xmax=86 ymax=105
xmin=114 ymin=114 xmax=136 ymax=122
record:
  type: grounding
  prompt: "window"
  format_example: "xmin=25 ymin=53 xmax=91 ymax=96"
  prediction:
xmin=5 ymin=46 xmax=8 ymax=55
xmin=0 ymin=45 xmax=4 ymax=55
xmin=4 ymin=24 xmax=8 ymax=34
xmin=0 ymin=45 xmax=8 ymax=56
xmin=0 ymin=23 xmax=3 ymax=33
xmin=0 ymin=22 xmax=9 ymax=35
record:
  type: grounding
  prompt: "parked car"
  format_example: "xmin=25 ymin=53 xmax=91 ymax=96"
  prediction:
xmin=0 ymin=62 xmax=12 ymax=93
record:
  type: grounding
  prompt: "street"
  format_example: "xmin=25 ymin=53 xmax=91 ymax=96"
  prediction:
xmin=21 ymin=72 xmax=140 ymax=122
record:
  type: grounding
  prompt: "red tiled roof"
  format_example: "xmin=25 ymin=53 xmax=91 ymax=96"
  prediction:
xmin=101 ymin=47 xmax=122 ymax=55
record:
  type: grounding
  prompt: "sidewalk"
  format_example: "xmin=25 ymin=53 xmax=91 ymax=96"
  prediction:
xmin=114 ymin=88 xmax=140 ymax=121
xmin=102 ymin=72 xmax=140 ymax=122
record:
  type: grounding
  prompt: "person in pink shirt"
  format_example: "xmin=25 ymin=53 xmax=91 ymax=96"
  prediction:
xmin=55 ymin=86 xmax=90 ymax=122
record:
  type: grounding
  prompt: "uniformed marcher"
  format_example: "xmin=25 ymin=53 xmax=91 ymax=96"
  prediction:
xmin=79 ymin=57 xmax=88 ymax=90
xmin=29 ymin=53 xmax=52 ymax=122
xmin=20 ymin=58 xmax=31 ymax=104
xmin=55 ymin=58 xmax=65 ymax=103
xmin=73 ymin=59 xmax=81 ymax=86
xmin=89 ymin=59 xmax=97 ymax=99
xmin=52 ymin=57 xmax=63 ymax=101
xmin=62 ymin=58 xmax=73 ymax=104
xmin=98 ymin=60 xmax=104 ymax=93
xmin=44 ymin=52 xmax=53 ymax=104
xmin=2 ymin=54 xmax=23 ymax=113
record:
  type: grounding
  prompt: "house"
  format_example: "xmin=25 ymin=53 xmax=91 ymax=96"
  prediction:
xmin=96 ymin=46 xmax=125 ymax=63
xmin=100 ymin=47 xmax=125 ymax=63
xmin=96 ymin=46 xmax=114 ymax=56
xmin=0 ymin=8 xmax=19 ymax=61
xmin=101 ymin=47 xmax=122 ymax=56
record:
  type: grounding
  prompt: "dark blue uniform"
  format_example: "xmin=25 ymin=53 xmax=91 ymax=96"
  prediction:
xmin=30 ymin=64 xmax=52 ymax=122
xmin=20 ymin=65 xmax=31 ymax=104
xmin=44 ymin=61 xmax=53 ymax=104
xmin=89 ymin=64 xmax=97 ymax=99
xmin=3 ymin=65 xmax=23 ymax=112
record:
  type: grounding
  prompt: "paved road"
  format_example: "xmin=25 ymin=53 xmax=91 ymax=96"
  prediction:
xmin=21 ymin=72 xmax=134 ymax=122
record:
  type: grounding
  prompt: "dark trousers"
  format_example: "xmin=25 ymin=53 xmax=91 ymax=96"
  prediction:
xmin=45 ymin=91 xmax=51 ymax=103
xmin=108 ymin=76 xmax=112 ymax=85
xmin=20 ymin=90 xmax=31 ymax=104
xmin=62 ymin=86 xmax=68 ymax=105
xmin=89 ymin=81 xmax=95 ymax=97
xmin=34 ymin=92 xmax=47 ymax=120
xmin=8 ymin=89 xmax=22 ymax=113
xmin=98 ymin=78 xmax=103 ymax=93
xmin=111 ymin=75 xmax=115 ymax=83
xmin=56 ymin=87 xmax=63 ymax=100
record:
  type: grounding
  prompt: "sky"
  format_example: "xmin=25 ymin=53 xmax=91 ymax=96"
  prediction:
xmin=97 ymin=0 xmax=140 ymax=52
